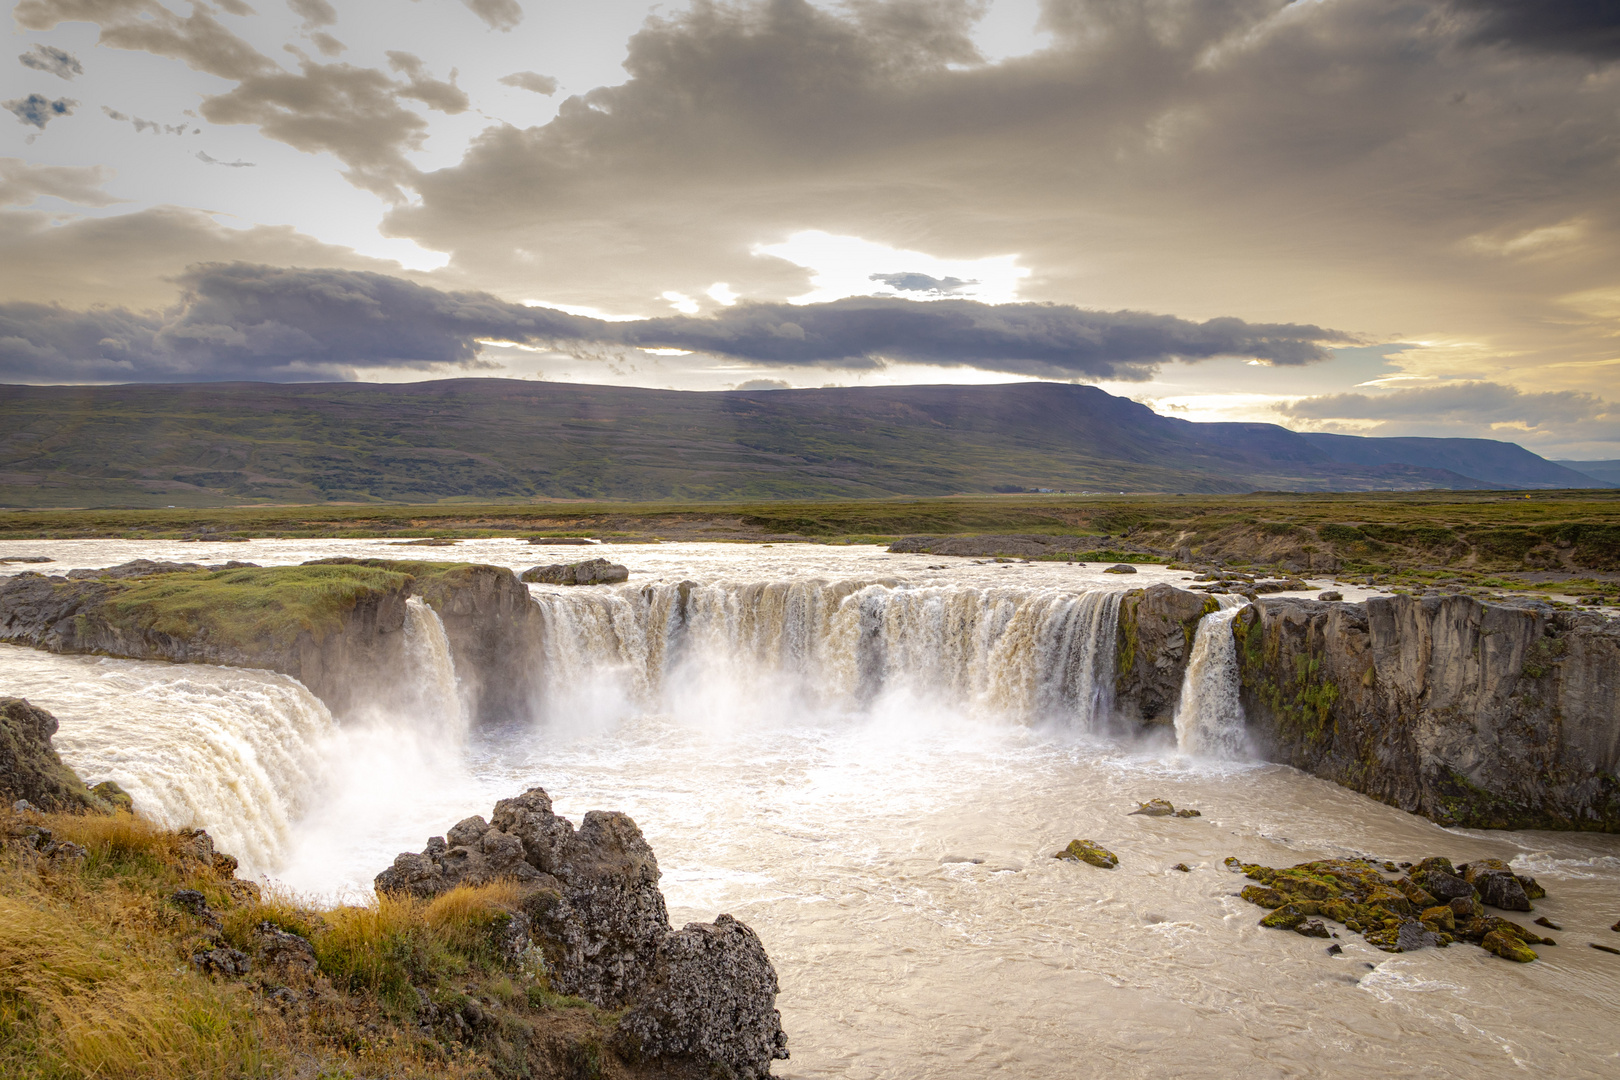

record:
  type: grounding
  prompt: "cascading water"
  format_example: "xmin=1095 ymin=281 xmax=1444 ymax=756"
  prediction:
xmin=1172 ymin=598 xmax=1249 ymax=758
xmin=394 ymin=596 xmax=469 ymax=742
xmin=529 ymin=581 xmax=1123 ymax=729
xmin=0 ymin=646 xmax=335 ymax=873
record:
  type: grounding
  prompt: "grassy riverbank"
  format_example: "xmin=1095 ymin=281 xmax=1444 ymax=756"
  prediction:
xmin=0 ymin=808 xmax=649 ymax=1080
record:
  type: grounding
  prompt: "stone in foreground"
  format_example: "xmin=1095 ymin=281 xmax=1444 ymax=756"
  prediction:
xmin=1055 ymin=839 xmax=1119 ymax=869
xmin=376 ymin=787 xmax=787 ymax=1078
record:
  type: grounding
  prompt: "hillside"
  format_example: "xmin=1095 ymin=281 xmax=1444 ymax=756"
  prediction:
xmin=0 ymin=380 xmax=1604 ymax=507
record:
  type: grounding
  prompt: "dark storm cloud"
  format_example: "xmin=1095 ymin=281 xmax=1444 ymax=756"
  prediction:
xmin=0 ymin=264 xmax=595 ymax=382
xmin=0 ymin=264 xmax=1354 ymax=383
xmin=18 ymin=43 xmax=82 ymax=79
xmin=4 ymin=93 xmax=77 ymax=129
xmin=1450 ymin=0 xmax=1620 ymax=61
xmin=623 ymin=297 xmax=1355 ymax=377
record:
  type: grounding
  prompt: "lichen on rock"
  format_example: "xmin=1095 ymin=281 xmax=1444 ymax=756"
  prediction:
xmin=1055 ymin=839 xmax=1119 ymax=869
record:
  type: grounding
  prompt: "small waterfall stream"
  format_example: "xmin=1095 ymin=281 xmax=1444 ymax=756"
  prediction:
xmin=396 ymin=596 xmax=469 ymax=742
xmin=1172 ymin=599 xmax=1249 ymax=757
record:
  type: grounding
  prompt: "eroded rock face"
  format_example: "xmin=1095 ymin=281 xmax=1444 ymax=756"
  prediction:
xmin=376 ymin=787 xmax=788 ymax=1076
xmin=1116 ymin=584 xmax=1216 ymax=726
xmin=617 ymin=914 xmax=790 ymax=1080
xmin=1232 ymin=595 xmax=1620 ymax=831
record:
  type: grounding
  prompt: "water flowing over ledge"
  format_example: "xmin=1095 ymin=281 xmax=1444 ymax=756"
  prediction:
xmin=531 ymin=581 xmax=1127 ymax=729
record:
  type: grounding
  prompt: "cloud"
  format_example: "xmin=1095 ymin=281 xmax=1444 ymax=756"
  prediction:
xmin=1279 ymin=380 xmax=1620 ymax=452
xmin=1449 ymin=1 xmax=1620 ymax=61
xmin=870 ymin=272 xmax=976 ymax=294
xmin=0 ymin=206 xmax=413 ymax=309
xmin=0 ymin=159 xmax=121 ymax=207
xmin=4 ymin=93 xmax=77 ymax=129
xmin=103 ymin=106 xmax=192 ymax=135
xmin=18 ymin=43 xmax=82 ymax=79
xmin=0 ymin=263 xmax=1355 ymax=383
xmin=498 ymin=71 xmax=559 ymax=95
xmin=15 ymin=1 xmax=458 ymax=201
xmin=733 ymin=378 xmax=790 ymax=390
xmin=287 ymin=0 xmax=336 ymax=31
xmin=462 ymin=0 xmax=523 ymax=33
xmin=368 ymin=0 xmax=1620 ymax=400
xmin=199 ymin=59 xmax=445 ymax=200
xmin=197 ymin=150 xmax=255 ymax=167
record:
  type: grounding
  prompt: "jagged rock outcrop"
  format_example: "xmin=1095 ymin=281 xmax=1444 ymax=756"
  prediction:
xmin=1115 ymin=584 xmax=1218 ymax=725
xmin=376 ymin=787 xmax=788 ymax=1077
xmin=0 ymin=697 xmax=110 ymax=813
xmin=1231 ymin=594 xmax=1620 ymax=830
xmin=521 ymin=558 xmax=629 ymax=585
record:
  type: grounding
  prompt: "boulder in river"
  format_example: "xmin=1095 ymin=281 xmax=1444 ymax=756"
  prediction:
xmin=521 ymin=558 xmax=629 ymax=585
xmin=1462 ymin=859 xmax=1533 ymax=911
xmin=376 ymin=787 xmax=788 ymax=1078
xmin=1103 ymin=563 xmax=1137 ymax=574
xmin=1055 ymin=839 xmax=1119 ymax=869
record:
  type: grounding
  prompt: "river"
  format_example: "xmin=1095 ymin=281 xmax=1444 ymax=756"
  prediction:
xmin=2 ymin=539 xmax=1616 ymax=1078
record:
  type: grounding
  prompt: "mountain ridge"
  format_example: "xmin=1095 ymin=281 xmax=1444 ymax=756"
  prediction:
xmin=0 ymin=379 xmax=1604 ymax=507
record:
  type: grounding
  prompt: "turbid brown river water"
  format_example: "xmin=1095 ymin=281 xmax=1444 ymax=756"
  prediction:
xmin=2 ymin=539 xmax=1617 ymax=1078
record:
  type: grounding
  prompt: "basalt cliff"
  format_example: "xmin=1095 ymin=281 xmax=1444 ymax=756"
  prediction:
xmin=1227 ymin=593 xmax=1620 ymax=830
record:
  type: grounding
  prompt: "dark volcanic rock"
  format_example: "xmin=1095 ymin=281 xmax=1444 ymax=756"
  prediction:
xmin=1464 ymin=859 xmax=1533 ymax=911
xmin=376 ymin=787 xmax=787 ymax=1076
xmin=616 ymin=914 xmax=790 ymax=1079
xmin=0 ymin=697 xmax=108 ymax=813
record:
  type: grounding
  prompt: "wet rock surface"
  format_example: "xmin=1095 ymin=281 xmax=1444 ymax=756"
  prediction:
xmin=1055 ymin=839 xmax=1119 ymax=869
xmin=377 ymin=786 xmax=788 ymax=1077
xmin=521 ymin=557 xmax=629 ymax=585
xmin=1233 ymin=853 xmax=1555 ymax=961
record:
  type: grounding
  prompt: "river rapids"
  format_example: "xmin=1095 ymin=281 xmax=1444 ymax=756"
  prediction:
xmin=2 ymin=538 xmax=1617 ymax=1078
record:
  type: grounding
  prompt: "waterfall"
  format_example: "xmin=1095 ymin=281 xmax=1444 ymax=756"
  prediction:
xmin=1173 ymin=601 xmax=1249 ymax=758
xmin=395 ymin=596 xmax=468 ymax=742
xmin=529 ymin=581 xmax=1123 ymax=728
xmin=2 ymin=647 xmax=337 ymax=875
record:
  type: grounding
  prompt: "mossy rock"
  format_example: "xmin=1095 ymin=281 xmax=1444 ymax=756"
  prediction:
xmin=1241 ymin=885 xmax=1288 ymax=908
xmin=1055 ymin=839 xmax=1118 ymax=869
xmin=1260 ymin=905 xmax=1308 ymax=930
xmin=1482 ymin=929 xmax=1537 ymax=963
xmin=90 ymin=780 xmax=133 ymax=812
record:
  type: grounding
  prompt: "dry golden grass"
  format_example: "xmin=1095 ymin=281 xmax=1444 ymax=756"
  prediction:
xmin=0 ymin=862 xmax=266 ymax=1079
xmin=0 ymin=808 xmax=625 ymax=1080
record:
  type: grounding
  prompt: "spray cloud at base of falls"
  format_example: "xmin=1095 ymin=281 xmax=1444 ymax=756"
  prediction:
xmin=528 ymin=580 xmax=1127 ymax=731
xmin=1172 ymin=597 xmax=1249 ymax=759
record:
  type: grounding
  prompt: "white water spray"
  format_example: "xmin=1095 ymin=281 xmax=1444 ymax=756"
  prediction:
xmin=1172 ymin=600 xmax=1249 ymax=758
xmin=530 ymin=582 xmax=1123 ymax=728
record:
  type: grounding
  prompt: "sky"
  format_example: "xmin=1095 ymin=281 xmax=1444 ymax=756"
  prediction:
xmin=2 ymin=0 xmax=1618 ymax=458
